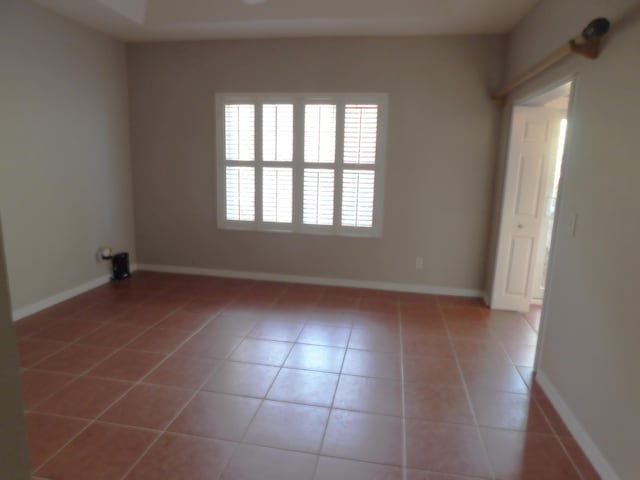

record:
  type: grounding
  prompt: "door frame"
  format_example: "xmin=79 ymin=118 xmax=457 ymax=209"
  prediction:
xmin=489 ymin=75 xmax=578 ymax=370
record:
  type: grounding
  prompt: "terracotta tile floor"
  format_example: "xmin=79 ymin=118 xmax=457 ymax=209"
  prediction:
xmin=16 ymin=272 xmax=600 ymax=480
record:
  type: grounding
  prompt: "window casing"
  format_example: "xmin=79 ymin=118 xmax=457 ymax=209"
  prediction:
xmin=216 ymin=93 xmax=387 ymax=237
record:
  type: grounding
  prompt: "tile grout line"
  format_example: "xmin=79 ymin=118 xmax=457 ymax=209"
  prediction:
xmin=25 ymin=303 xmax=184 ymax=414
xmin=439 ymin=300 xmax=497 ymax=480
xmin=115 ymin=285 xmax=255 ymax=480
xmin=398 ymin=304 xmax=409 ymax=480
xmin=216 ymin=285 xmax=295 ymax=480
xmin=310 ymin=294 xmax=359 ymax=480
xmin=31 ymin=291 xmax=240 ymax=477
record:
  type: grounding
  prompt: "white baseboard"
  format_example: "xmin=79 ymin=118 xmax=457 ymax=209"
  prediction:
xmin=137 ymin=263 xmax=484 ymax=298
xmin=12 ymin=264 xmax=138 ymax=322
xmin=536 ymin=371 xmax=620 ymax=480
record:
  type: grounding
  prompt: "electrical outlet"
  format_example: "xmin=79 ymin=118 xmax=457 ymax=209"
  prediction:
xmin=415 ymin=256 xmax=424 ymax=270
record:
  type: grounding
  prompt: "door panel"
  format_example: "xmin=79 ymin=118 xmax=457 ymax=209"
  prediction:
xmin=491 ymin=106 xmax=563 ymax=311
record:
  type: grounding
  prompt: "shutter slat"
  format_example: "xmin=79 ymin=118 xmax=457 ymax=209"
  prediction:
xmin=343 ymin=104 xmax=378 ymax=165
xmin=341 ymin=170 xmax=375 ymax=228
xmin=226 ymin=166 xmax=255 ymax=221
xmin=263 ymin=167 xmax=293 ymax=223
xmin=263 ymin=104 xmax=294 ymax=162
xmin=303 ymin=169 xmax=334 ymax=225
xmin=225 ymin=104 xmax=255 ymax=162
xmin=304 ymin=105 xmax=336 ymax=163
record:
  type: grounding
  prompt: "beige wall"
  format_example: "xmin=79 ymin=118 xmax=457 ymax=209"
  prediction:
xmin=503 ymin=2 xmax=640 ymax=479
xmin=128 ymin=36 xmax=505 ymax=292
xmin=0 ymin=0 xmax=136 ymax=312
xmin=0 ymin=217 xmax=30 ymax=479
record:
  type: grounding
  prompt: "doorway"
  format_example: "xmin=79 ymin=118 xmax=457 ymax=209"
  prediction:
xmin=490 ymin=81 xmax=572 ymax=312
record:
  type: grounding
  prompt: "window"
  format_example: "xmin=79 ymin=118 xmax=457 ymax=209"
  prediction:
xmin=216 ymin=93 xmax=387 ymax=236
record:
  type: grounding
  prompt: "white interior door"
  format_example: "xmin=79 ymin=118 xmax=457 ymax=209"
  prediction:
xmin=491 ymin=106 xmax=563 ymax=312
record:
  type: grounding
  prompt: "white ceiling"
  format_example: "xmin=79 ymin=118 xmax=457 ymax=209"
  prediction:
xmin=33 ymin=0 xmax=540 ymax=42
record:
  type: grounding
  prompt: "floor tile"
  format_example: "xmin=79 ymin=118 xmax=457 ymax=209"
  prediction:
xmin=168 ymin=392 xmax=260 ymax=441
xmin=18 ymin=339 xmax=68 ymax=367
xmin=460 ymin=361 xmax=528 ymax=394
xmin=503 ymin=343 xmax=537 ymax=367
xmin=34 ymin=319 xmax=105 ymax=343
xmin=248 ymin=320 xmax=304 ymax=342
xmin=87 ymin=349 xmax=166 ymax=381
xmin=333 ymin=375 xmax=403 ymax=416
xmin=100 ymin=384 xmax=192 ymax=429
xmin=111 ymin=306 xmax=172 ymax=327
xmin=349 ymin=327 xmax=400 ymax=352
xmin=143 ymin=354 xmax=220 ymax=389
xmin=405 ymin=418 xmax=491 ymax=477
xmin=453 ymin=338 xmax=512 ymax=364
xmin=244 ymin=400 xmax=329 ymax=453
xmin=341 ymin=349 xmax=401 ymax=379
xmin=203 ymin=361 xmax=279 ymax=397
xmin=322 ymin=409 xmax=403 ymax=465
xmin=156 ymin=310 xmax=212 ymax=331
xmin=221 ymin=444 xmax=317 ymax=480
xmin=20 ymin=370 xmax=76 ymax=409
xmin=125 ymin=433 xmax=234 ymax=480
xmin=403 ymin=333 xmax=454 ymax=358
xmin=284 ymin=344 xmax=346 ymax=373
xmin=230 ymin=338 xmax=294 ymax=366
xmin=26 ymin=413 xmax=88 ymax=470
xmin=305 ymin=310 xmax=354 ymax=327
xmin=446 ymin=319 xmax=493 ymax=340
xmin=516 ymin=366 xmax=535 ymax=389
xmin=178 ymin=330 xmax=244 ymax=359
xmin=481 ymin=428 xmax=581 ymax=479
xmin=207 ymin=314 xmax=260 ymax=336
xmin=469 ymin=390 xmax=552 ymax=432
xmin=36 ymin=423 xmax=157 ymax=480
xmin=77 ymin=322 xmax=147 ymax=348
xmin=404 ymin=383 xmax=474 ymax=424
xmin=266 ymin=368 xmax=339 ymax=406
xmin=403 ymin=356 xmax=462 ymax=386
xmin=126 ymin=327 xmax=192 ymax=353
xmin=559 ymin=436 xmax=602 ymax=480
xmin=34 ymin=376 xmax=132 ymax=419
xmin=491 ymin=325 xmax=538 ymax=346
xmin=314 ymin=457 xmax=404 ymax=479
xmin=297 ymin=324 xmax=351 ymax=347
xmin=33 ymin=344 xmax=115 ymax=375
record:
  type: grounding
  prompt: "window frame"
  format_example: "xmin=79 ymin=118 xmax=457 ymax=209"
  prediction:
xmin=215 ymin=92 xmax=388 ymax=237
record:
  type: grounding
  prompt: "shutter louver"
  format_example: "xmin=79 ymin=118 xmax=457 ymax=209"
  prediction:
xmin=263 ymin=167 xmax=293 ymax=223
xmin=344 ymin=105 xmax=378 ymax=165
xmin=225 ymin=104 xmax=255 ymax=161
xmin=263 ymin=104 xmax=294 ymax=162
xmin=341 ymin=170 xmax=375 ymax=228
xmin=226 ymin=166 xmax=255 ymax=221
xmin=304 ymin=105 xmax=336 ymax=163
xmin=303 ymin=169 xmax=334 ymax=225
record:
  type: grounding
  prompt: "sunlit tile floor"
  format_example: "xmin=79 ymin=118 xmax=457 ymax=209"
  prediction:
xmin=16 ymin=272 xmax=600 ymax=480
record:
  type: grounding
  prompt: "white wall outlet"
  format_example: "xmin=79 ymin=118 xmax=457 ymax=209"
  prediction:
xmin=415 ymin=256 xmax=424 ymax=270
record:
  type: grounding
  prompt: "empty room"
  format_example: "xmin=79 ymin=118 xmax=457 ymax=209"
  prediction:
xmin=1 ymin=0 xmax=638 ymax=479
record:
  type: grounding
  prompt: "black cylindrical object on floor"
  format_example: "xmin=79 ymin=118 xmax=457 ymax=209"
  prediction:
xmin=111 ymin=252 xmax=130 ymax=281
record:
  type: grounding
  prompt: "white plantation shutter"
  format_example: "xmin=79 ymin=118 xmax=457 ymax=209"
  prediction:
xmin=341 ymin=170 xmax=375 ymax=228
xmin=263 ymin=104 xmax=294 ymax=162
xmin=344 ymin=105 xmax=378 ymax=165
xmin=225 ymin=105 xmax=255 ymax=161
xmin=217 ymin=94 xmax=385 ymax=235
xmin=304 ymin=105 xmax=336 ymax=163
xmin=303 ymin=169 xmax=334 ymax=225
xmin=263 ymin=167 xmax=293 ymax=223
xmin=226 ymin=166 xmax=255 ymax=221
